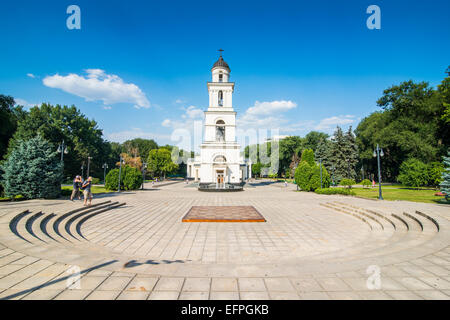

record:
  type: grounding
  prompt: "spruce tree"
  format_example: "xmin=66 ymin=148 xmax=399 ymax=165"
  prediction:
xmin=328 ymin=126 xmax=347 ymax=183
xmin=343 ymin=126 xmax=359 ymax=180
xmin=315 ymin=139 xmax=332 ymax=171
xmin=440 ymin=149 xmax=450 ymax=201
xmin=1 ymin=135 xmax=62 ymax=199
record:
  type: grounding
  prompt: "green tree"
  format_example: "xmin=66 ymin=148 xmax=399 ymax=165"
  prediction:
xmin=105 ymin=166 xmax=143 ymax=191
xmin=340 ymin=178 xmax=356 ymax=189
xmin=440 ymin=150 xmax=450 ymax=201
xmin=0 ymin=95 xmax=25 ymax=160
xmin=310 ymin=164 xmax=331 ymax=190
xmin=440 ymin=67 xmax=450 ymax=124
xmin=122 ymin=138 xmax=158 ymax=161
xmin=1 ymin=135 xmax=62 ymax=199
xmin=252 ymin=162 xmax=262 ymax=178
xmin=105 ymin=168 xmax=122 ymax=191
xmin=356 ymin=76 xmax=449 ymax=181
xmin=147 ymin=148 xmax=178 ymax=179
xmin=123 ymin=166 xmax=143 ymax=190
xmin=278 ymin=136 xmax=302 ymax=176
xmin=7 ymin=103 xmax=110 ymax=180
xmin=343 ymin=126 xmax=359 ymax=180
xmin=397 ymin=158 xmax=429 ymax=188
xmin=300 ymin=149 xmax=315 ymax=166
xmin=315 ymin=138 xmax=332 ymax=170
xmin=294 ymin=161 xmax=313 ymax=191
xmin=427 ymin=162 xmax=444 ymax=188
xmin=304 ymin=131 xmax=329 ymax=152
xmin=328 ymin=126 xmax=348 ymax=183
xmin=361 ymin=179 xmax=371 ymax=188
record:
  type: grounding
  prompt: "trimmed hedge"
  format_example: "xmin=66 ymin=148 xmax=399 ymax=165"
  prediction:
xmin=295 ymin=161 xmax=314 ymax=191
xmin=314 ymin=188 xmax=355 ymax=196
xmin=295 ymin=161 xmax=331 ymax=192
xmin=105 ymin=166 xmax=143 ymax=191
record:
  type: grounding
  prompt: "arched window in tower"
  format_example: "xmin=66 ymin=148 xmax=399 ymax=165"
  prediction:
xmin=218 ymin=73 xmax=223 ymax=82
xmin=218 ymin=91 xmax=223 ymax=107
xmin=216 ymin=120 xmax=225 ymax=142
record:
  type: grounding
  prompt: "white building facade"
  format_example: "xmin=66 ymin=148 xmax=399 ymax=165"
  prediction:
xmin=187 ymin=54 xmax=251 ymax=187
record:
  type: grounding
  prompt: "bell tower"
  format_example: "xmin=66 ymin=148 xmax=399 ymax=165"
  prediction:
xmin=207 ymin=49 xmax=235 ymax=110
xmin=187 ymin=50 xmax=252 ymax=185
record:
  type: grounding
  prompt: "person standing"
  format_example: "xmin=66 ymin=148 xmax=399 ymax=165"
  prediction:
xmin=70 ymin=176 xmax=82 ymax=201
xmin=82 ymin=176 xmax=93 ymax=206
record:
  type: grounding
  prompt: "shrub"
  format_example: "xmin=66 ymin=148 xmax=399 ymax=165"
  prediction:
xmin=427 ymin=162 xmax=444 ymax=188
xmin=300 ymin=149 xmax=315 ymax=166
xmin=105 ymin=168 xmax=121 ymax=191
xmin=123 ymin=166 xmax=143 ymax=190
xmin=398 ymin=158 xmax=428 ymax=188
xmin=315 ymin=188 xmax=355 ymax=196
xmin=340 ymin=178 xmax=356 ymax=189
xmin=361 ymin=179 xmax=371 ymax=188
xmin=105 ymin=166 xmax=142 ymax=191
xmin=91 ymin=177 xmax=100 ymax=185
xmin=1 ymin=135 xmax=62 ymax=199
xmin=295 ymin=161 xmax=313 ymax=191
xmin=310 ymin=164 xmax=331 ymax=191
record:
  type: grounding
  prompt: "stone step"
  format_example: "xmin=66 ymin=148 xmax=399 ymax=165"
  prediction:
xmin=312 ymin=202 xmax=440 ymax=264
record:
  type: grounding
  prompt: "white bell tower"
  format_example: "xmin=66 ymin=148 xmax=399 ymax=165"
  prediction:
xmin=198 ymin=50 xmax=243 ymax=186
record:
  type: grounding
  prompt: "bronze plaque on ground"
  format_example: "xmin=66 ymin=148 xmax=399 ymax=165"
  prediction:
xmin=182 ymin=206 xmax=266 ymax=222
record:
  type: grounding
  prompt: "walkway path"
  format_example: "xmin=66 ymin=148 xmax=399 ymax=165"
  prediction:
xmin=0 ymin=181 xmax=449 ymax=300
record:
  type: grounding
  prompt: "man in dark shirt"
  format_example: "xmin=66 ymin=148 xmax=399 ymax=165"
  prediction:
xmin=70 ymin=176 xmax=82 ymax=201
xmin=82 ymin=176 xmax=93 ymax=206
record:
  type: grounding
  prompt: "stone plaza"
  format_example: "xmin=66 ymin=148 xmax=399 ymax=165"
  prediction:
xmin=0 ymin=180 xmax=449 ymax=300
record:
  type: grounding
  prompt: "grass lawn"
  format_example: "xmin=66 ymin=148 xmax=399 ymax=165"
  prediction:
xmin=61 ymin=185 xmax=115 ymax=195
xmin=351 ymin=186 xmax=448 ymax=204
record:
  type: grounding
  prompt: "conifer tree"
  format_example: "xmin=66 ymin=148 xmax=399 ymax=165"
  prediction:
xmin=328 ymin=126 xmax=347 ymax=183
xmin=300 ymin=149 xmax=315 ymax=166
xmin=1 ymin=135 xmax=62 ymax=199
xmin=440 ymin=149 xmax=450 ymax=201
xmin=315 ymin=139 xmax=332 ymax=170
xmin=343 ymin=126 xmax=359 ymax=180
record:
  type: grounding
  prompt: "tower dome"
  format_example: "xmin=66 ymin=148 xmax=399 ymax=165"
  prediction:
xmin=212 ymin=55 xmax=230 ymax=72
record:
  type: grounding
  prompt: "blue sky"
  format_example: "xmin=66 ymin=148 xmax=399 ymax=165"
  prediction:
xmin=1 ymin=0 xmax=449 ymax=146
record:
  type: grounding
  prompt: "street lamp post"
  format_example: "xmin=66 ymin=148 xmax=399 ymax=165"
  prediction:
xmin=373 ymin=144 xmax=384 ymax=200
xmin=57 ymin=140 xmax=68 ymax=162
xmin=118 ymin=156 xmax=124 ymax=192
xmin=102 ymin=163 xmax=109 ymax=185
xmin=86 ymin=156 xmax=92 ymax=178
xmin=331 ymin=165 xmax=335 ymax=186
xmin=81 ymin=163 xmax=84 ymax=180
xmin=319 ymin=159 xmax=323 ymax=189
xmin=141 ymin=162 xmax=148 ymax=190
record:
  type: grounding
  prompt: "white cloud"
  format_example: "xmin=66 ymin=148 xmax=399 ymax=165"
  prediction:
xmin=102 ymin=106 xmax=112 ymax=110
xmin=27 ymin=73 xmax=35 ymax=78
xmin=14 ymin=98 xmax=39 ymax=108
xmin=107 ymin=128 xmax=170 ymax=144
xmin=162 ymin=119 xmax=172 ymax=127
xmin=314 ymin=115 xmax=355 ymax=130
xmin=237 ymin=100 xmax=297 ymax=129
xmin=163 ymin=105 xmax=204 ymax=129
xmin=183 ymin=105 xmax=203 ymax=119
xmin=43 ymin=69 xmax=150 ymax=109
xmin=245 ymin=100 xmax=297 ymax=116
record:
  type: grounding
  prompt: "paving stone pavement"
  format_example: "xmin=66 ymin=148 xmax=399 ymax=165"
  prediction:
xmin=0 ymin=180 xmax=449 ymax=300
